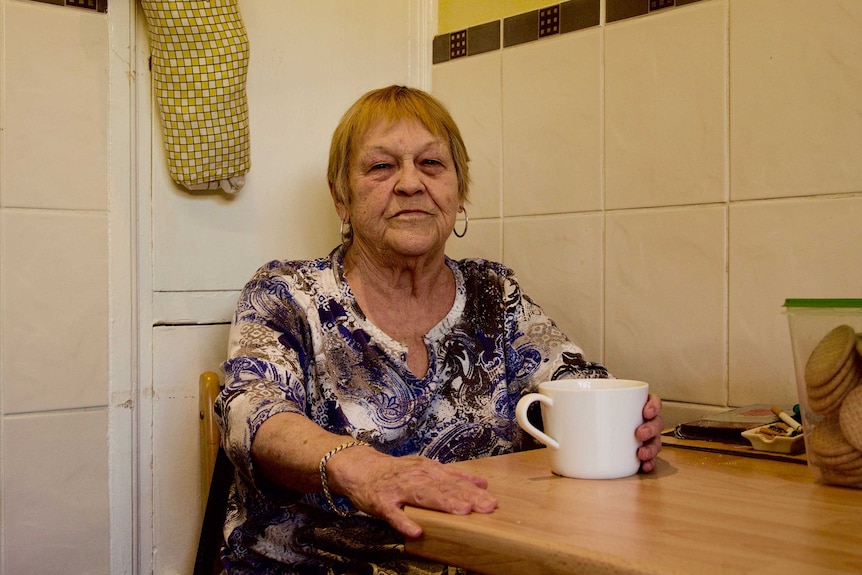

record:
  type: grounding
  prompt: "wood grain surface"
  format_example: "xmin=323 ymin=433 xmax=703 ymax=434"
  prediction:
xmin=404 ymin=446 xmax=862 ymax=574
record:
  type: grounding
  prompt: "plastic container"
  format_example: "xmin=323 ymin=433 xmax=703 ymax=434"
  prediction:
xmin=784 ymin=299 xmax=862 ymax=487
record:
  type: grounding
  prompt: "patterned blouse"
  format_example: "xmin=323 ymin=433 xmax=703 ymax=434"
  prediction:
xmin=216 ymin=245 xmax=609 ymax=575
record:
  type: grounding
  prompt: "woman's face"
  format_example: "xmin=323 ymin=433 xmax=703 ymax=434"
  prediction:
xmin=340 ymin=118 xmax=461 ymax=261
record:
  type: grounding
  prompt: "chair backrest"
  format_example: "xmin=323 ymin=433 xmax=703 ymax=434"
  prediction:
xmin=195 ymin=371 xmax=231 ymax=575
xmin=199 ymin=371 xmax=222 ymax=513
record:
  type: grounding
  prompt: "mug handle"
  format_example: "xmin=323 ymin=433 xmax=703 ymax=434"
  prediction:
xmin=515 ymin=393 xmax=559 ymax=449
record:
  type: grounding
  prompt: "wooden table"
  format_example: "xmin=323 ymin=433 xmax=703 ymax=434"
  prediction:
xmin=404 ymin=445 xmax=862 ymax=574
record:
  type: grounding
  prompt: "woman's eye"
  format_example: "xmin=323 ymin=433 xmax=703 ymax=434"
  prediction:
xmin=370 ymin=163 xmax=391 ymax=171
xmin=422 ymin=159 xmax=443 ymax=167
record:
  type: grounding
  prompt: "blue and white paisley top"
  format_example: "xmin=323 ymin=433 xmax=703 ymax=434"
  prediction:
xmin=216 ymin=245 xmax=609 ymax=575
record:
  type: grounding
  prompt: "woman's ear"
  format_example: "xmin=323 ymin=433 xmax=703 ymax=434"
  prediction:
xmin=329 ymin=183 xmax=348 ymax=222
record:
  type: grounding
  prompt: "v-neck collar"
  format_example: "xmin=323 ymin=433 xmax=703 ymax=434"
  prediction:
xmin=329 ymin=245 xmax=466 ymax=381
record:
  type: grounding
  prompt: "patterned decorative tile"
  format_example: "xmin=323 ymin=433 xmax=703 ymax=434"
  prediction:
xmin=539 ymin=5 xmax=560 ymax=38
xmin=435 ymin=0 xmax=698 ymax=62
xmin=67 ymin=0 xmax=98 ymax=10
xmin=450 ymin=29 xmax=467 ymax=59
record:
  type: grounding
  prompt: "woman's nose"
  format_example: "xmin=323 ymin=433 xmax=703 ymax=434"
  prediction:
xmin=395 ymin=163 xmax=424 ymax=195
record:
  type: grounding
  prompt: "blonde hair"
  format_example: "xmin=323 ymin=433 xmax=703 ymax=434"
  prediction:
xmin=327 ymin=85 xmax=471 ymax=209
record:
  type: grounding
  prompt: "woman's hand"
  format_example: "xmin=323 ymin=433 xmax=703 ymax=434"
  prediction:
xmin=636 ymin=393 xmax=664 ymax=473
xmin=250 ymin=412 xmax=496 ymax=537
xmin=327 ymin=446 xmax=498 ymax=538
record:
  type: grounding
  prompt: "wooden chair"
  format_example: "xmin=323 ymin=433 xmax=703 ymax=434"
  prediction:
xmin=194 ymin=371 xmax=233 ymax=575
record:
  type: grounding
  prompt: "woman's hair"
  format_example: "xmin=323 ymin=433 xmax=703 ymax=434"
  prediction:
xmin=327 ymin=85 xmax=471 ymax=209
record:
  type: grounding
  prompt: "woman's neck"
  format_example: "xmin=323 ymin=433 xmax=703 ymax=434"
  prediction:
xmin=342 ymin=241 xmax=450 ymax=299
xmin=341 ymin=243 xmax=456 ymax=377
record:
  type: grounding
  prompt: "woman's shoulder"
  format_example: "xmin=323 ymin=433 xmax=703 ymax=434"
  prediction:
xmin=253 ymin=255 xmax=332 ymax=278
xmin=449 ymin=258 xmax=514 ymax=276
xmin=241 ymin=252 xmax=339 ymax=301
xmin=248 ymin=246 xmax=342 ymax=281
xmin=448 ymin=256 xmax=517 ymax=282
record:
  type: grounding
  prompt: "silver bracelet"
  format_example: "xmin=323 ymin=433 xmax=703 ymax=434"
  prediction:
xmin=318 ymin=440 xmax=370 ymax=517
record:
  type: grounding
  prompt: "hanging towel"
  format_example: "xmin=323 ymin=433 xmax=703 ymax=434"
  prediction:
xmin=141 ymin=0 xmax=251 ymax=193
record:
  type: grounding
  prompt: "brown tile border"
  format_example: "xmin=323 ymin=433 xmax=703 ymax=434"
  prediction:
xmin=606 ymin=0 xmax=648 ymax=23
xmin=469 ymin=21 xmax=501 ymax=56
xmin=27 ymin=0 xmax=106 ymax=13
xmin=561 ymin=0 xmax=601 ymax=33
xmin=504 ymin=11 xmax=539 ymax=48
xmin=434 ymin=0 xmax=703 ymax=64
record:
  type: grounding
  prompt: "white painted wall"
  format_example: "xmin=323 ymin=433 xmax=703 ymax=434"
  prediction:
xmin=151 ymin=1 xmax=431 ymax=296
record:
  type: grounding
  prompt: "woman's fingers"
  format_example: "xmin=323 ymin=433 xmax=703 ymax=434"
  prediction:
xmin=328 ymin=451 xmax=497 ymax=537
xmin=637 ymin=393 xmax=664 ymax=472
xmin=380 ymin=508 xmax=424 ymax=539
xmin=363 ymin=456 xmax=497 ymax=514
xmin=642 ymin=393 xmax=663 ymax=420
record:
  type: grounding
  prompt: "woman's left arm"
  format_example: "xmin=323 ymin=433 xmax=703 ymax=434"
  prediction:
xmin=502 ymin=266 xmax=663 ymax=471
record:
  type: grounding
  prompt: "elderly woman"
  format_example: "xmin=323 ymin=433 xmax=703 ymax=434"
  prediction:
xmin=216 ymin=85 xmax=664 ymax=574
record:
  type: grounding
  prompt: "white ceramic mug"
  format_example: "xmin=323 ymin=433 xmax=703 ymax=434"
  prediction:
xmin=515 ymin=378 xmax=649 ymax=479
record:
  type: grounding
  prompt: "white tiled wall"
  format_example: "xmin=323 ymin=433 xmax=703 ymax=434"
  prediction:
xmin=505 ymin=214 xmax=605 ymax=361
xmin=1 ymin=210 xmax=109 ymax=412
xmin=432 ymin=0 xmax=862 ymax=425
xmin=0 ymin=1 xmax=111 ymax=573
xmin=729 ymin=0 xmax=862 ymax=200
xmin=503 ymin=30 xmax=603 ymax=215
xmin=605 ymin=206 xmax=727 ymax=404
xmin=1 ymin=1 xmax=108 ymax=211
xmin=605 ymin=2 xmax=726 ymax=209
xmin=4 ymin=410 xmax=111 ymax=573
xmin=728 ymin=196 xmax=862 ymax=404
xmin=432 ymin=51 xmax=503 ymax=220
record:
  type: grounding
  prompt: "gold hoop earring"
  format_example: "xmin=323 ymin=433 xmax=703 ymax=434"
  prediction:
xmin=453 ymin=208 xmax=468 ymax=238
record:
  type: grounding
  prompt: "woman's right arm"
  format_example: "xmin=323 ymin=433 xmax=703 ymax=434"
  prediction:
xmin=218 ymin=265 xmax=496 ymax=536
xmin=251 ymin=410 xmax=498 ymax=538
xmin=250 ymin=410 xmax=364 ymax=493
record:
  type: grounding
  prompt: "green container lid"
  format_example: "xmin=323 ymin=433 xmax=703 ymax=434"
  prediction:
xmin=783 ymin=298 xmax=862 ymax=308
